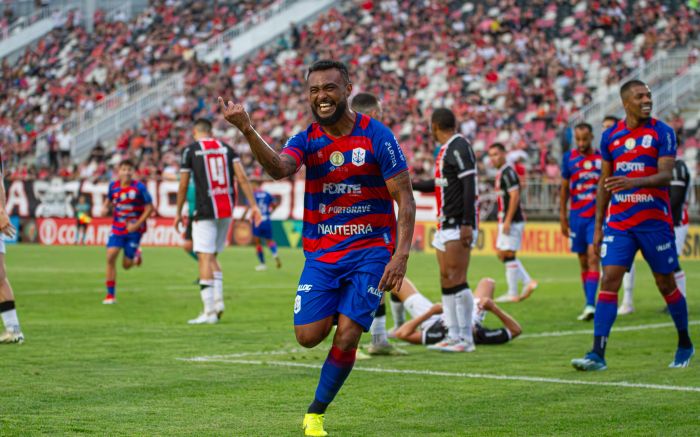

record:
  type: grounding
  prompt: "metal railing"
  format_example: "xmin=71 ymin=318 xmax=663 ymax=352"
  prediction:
xmin=194 ymin=0 xmax=301 ymax=61
xmin=0 ymin=2 xmax=76 ymax=43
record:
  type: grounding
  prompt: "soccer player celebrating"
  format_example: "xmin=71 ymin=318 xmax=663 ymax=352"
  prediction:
xmin=247 ymin=179 xmax=282 ymax=271
xmin=350 ymin=91 xmax=406 ymax=357
xmin=560 ymin=123 xmax=602 ymax=321
xmin=413 ymin=108 xmax=478 ymax=353
xmin=571 ymin=80 xmax=694 ymax=371
xmin=102 ymin=159 xmax=154 ymax=304
xmin=175 ymin=118 xmax=261 ymax=325
xmin=0 ymin=160 xmax=23 ymax=344
xmin=487 ymin=143 xmax=537 ymax=303
xmin=219 ymin=59 xmax=416 ymax=437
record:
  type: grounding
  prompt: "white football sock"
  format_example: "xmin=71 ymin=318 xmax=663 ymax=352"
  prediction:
xmin=1 ymin=308 xmax=20 ymax=331
xmin=441 ymin=293 xmax=459 ymax=341
xmin=389 ymin=299 xmax=405 ymax=328
xmin=515 ymin=259 xmax=532 ymax=285
xmin=675 ymin=270 xmax=687 ymax=297
xmin=403 ymin=293 xmax=429 ymax=319
xmin=213 ymin=271 xmax=224 ymax=312
xmin=454 ymin=288 xmax=474 ymax=344
xmin=622 ymin=264 xmax=635 ymax=306
xmin=199 ymin=280 xmax=216 ymax=315
xmin=370 ymin=315 xmax=387 ymax=345
xmin=505 ymin=260 xmax=519 ymax=296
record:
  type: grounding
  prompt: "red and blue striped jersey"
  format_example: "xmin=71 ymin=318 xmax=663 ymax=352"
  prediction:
xmin=108 ymin=180 xmax=152 ymax=235
xmin=600 ymin=118 xmax=676 ymax=232
xmin=561 ymin=149 xmax=601 ymax=221
xmin=254 ymin=189 xmax=274 ymax=224
xmin=281 ymin=113 xmax=408 ymax=264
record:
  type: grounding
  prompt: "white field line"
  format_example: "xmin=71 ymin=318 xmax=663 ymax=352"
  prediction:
xmin=178 ymin=357 xmax=700 ymax=393
xmin=519 ymin=320 xmax=700 ymax=339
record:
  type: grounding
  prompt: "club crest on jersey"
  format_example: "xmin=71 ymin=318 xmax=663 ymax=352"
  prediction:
xmin=330 ymin=151 xmax=345 ymax=167
xmin=642 ymin=135 xmax=653 ymax=148
xmin=352 ymin=148 xmax=365 ymax=166
xmin=624 ymin=138 xmax=636 ymax=150
xmin=583 ymin=161 xmax=592 ymax=170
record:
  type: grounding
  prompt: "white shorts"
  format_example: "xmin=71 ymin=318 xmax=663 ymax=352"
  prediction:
xmin=675 ymin=224 xmax=688 ymax=257
xmin=192 ymin=218 xmax=232 ymax=254
xmin=496 ymin=222 xmax=525 ymax=252
xmin=431 ymin=227 xmax=478 ymax=252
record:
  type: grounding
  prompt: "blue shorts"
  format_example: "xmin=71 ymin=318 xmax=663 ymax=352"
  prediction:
xmin=107 ymin=232 xmax=142 ymax=260
xmin=293 ymin=259 xmax=387 ymax=331
xmin=569 ymin=217 xmax=595 ymax=254
xmin=252 ymin=221 xmax=272 ymax=239
xmin=601 ymin=227 xmax=679 ymax=274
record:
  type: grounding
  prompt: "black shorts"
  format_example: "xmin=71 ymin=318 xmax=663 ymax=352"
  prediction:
xmin=185 ymin=219 xmax=193 ymax=241
xmin=474 ymin=325 xmax=511 ymax=345
xmin=422 ymin=318 xmax=448 ymax=345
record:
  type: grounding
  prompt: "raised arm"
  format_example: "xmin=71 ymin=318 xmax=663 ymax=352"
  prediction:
xmin=218 ymin=97 xmax=297 ymax=180
xmin=378 ymin=170 xmax=416 ymax=292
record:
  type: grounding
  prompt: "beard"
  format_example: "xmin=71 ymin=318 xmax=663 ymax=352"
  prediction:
xmin=311 ymin=99 xmax=348 ymax=126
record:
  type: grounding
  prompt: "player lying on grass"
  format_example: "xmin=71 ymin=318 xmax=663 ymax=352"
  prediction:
xmin=393 ymin=278 xmax=521 ymax=346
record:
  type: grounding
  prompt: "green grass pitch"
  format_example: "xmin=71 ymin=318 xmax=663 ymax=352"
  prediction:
xmin=2 ymin=245 xmax=699 ymax=436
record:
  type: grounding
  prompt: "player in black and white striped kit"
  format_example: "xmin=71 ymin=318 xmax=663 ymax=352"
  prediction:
xmin=670 ymin=157 xmax=691 ymax=297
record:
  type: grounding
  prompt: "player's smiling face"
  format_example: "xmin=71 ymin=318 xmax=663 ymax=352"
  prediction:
xmin=308 ymin=68 xmax=352 ymax=126
xmin=625 ymin=84 xmax=653 ymax=120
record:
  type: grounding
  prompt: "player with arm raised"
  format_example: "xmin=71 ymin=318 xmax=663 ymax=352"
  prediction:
xmin=219 ymin=59 xmax=416 ymax=437
xmin=0 ymin=158 xmax=22 ymax=344
xmin=174 ymin=118 xmax=261 ymax=324
xmin=560 ymin=123 xmax=602 ymax=321
xmin=571 ymin=80 xmax=694 ymax=371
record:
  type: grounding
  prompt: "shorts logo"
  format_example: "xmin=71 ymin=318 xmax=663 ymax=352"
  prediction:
xmin=330 ymin=151 xmax=345 ymax=167
xmin=656 ymin=242 xmax=671 ymax=252
xmin=297 ymin=284 xmax=313 ymax=292
xmin=367 ymin=286 xmax=382 ymax=297
xmin=600 ymin=243 xmax=607 ymax=258
xmin=642 ymin=135 xmax=653 ymax=148
xmin=668 ymin=257 xmax=674 ymax=264
xmin=352 ymin=148 xmax=365 ymax=166
xmin=624 ymin=138 xmax=636 ymax=150
xmin=294 ymin=295 xmax=301 ymax=314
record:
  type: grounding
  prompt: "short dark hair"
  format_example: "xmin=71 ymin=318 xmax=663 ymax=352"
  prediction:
xmin=489 ymin=143 xmax=506 ymax=153
xmin=194 ymin=118 xmax=213 ymax=133
xmin=431 ymin=107 xmax=456 ymax=131
xmin=307 ymin=59 xmax=350 ymax=83
xmin=119 ymin=159 xmax=135 ymax=168
xmin=351 ymin=92 xmax=380 ymax=114
xmin=603 ymin=115 xmax=619 ymax=123
xmin=620 ymin=79 xmax=647 ymax=98
xmin=574 ymin=122 xmax=593 ymax=133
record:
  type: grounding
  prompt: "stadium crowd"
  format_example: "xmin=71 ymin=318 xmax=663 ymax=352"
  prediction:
xmin=2 ymin=0 xmax=700 ymax=187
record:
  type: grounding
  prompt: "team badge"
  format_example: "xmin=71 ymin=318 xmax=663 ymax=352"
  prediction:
xmin=624 ymin=138 xmax=636 ymax=150
xmin=642 ymin=135 xmax=653 ymax=148
xmin=329 ymin=151 xmax=345 ymax=167
xmin=352 ymin=148 xmax=366 ymax=167
xmin=583 ymin=161 xmax=592 ymax=170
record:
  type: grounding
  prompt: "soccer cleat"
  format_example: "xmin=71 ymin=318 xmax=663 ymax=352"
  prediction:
xmin=302 ymin=413 xmax=328 ymax=437
xmin=495 ymin=293 xmax=519 ymax=303
xmin=520 ymin=280 xmax=538 ymax=301
xmin=134 ymin=249 xmax=142 ymax=267
xmin=426 ymin=338 xmax=453 ymax=351
xmin=669 ymin=346 xmax=694 ymax=368
xmin=577 ymin=305 xmax=596 ymax=321
xmin=275 ymin=257 xmax=282 ymax=269
xmin=617 ymin=303 xmax=634 ymax=316
xmin=187 ymin=313 xmax=218 ymax=325
xmin=367 ymin=341 xmax=408 ymax=356
xmin=571 ymin=351 xmax=607 ymax=371
xmin=0 ymin=329 xmax=24 ymax=344
xmin=102 ymin=295 xmax=116 ymax=305
xmin=255 ymin=264 xmax=268 ymax=271
xmin=355 ymin=348 xmax=371 ymax=360
xmin=439 ymin=340 xmax=475 ymax=353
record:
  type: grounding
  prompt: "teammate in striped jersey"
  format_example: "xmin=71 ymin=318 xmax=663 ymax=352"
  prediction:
xmin=560 ymin=122 xmax=602 ymax=321
xmin=572 ymin=80 xmax=694 ymax=371
xmin=219 ymin=60 xmax=415 ymax=437
xmin=175 ymin=118 xmax=261 ymax=325
xmin=102 ymin=159 xmax=154 ymax=304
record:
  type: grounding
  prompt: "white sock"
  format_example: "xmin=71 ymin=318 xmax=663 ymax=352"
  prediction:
xmin=403 ymin=293 xmax=426 ymax=319
xmin=675 ymin=270 xmax=687 ymax=297
xmin=389 ymin=299 xmax=405 ymax=328
xmin=441 ymin=293 xmax=459 ymax=341
xmin=1 ymin=308 xmax=20 ymax=331
xmin=370 ymin=315 xmax=387 ymax=345
xmin=213 ymin=271 xmax=224 ymax=312
xmin=199 ymin=280 xmax=216 ymax=315
xmin=454 ymin=288 xmax=474 ymax=344
xmin=622 ymin=264 xmax=635 ymax=306
xmin=515 ymin=259 xmax=532 ymax=285
xmin=505 ymin=261 xmax=519 ymax=296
